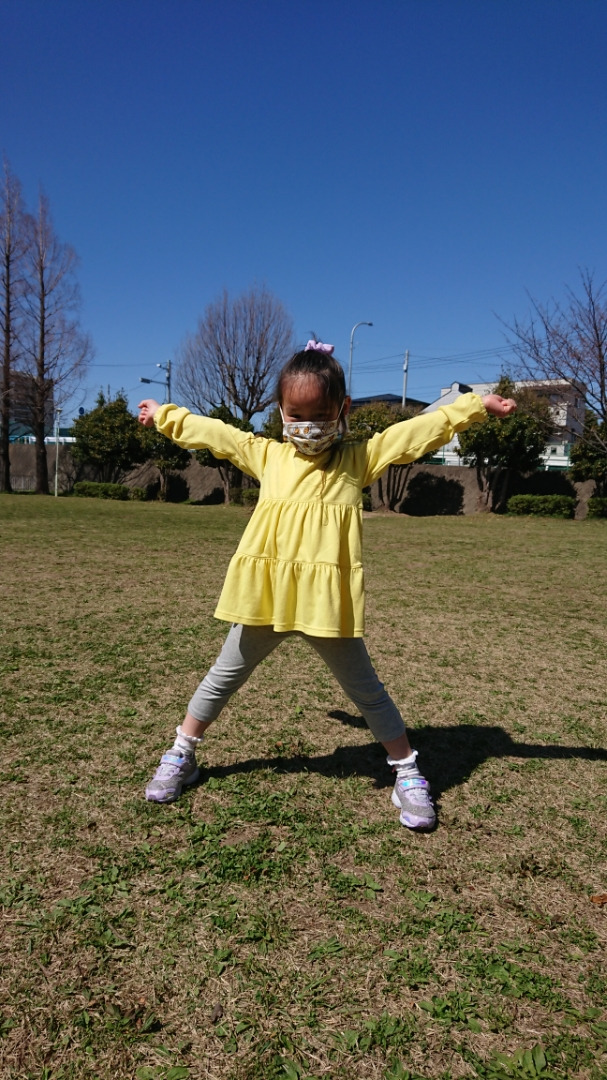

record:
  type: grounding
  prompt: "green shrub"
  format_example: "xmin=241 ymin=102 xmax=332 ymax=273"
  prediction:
xmin=230 ymin=487 xmax=259 ymax=506
xmin=73 ymin=481 xmax=130 ymax=501
xmin=506 ymin=494 xmax=577 ymax=518
xmin=362 ymin=492 xmax=373 ymax=512
xmin=128 ymin=486 xmax=148 ymax=501
xmin=586 ymin=496 xmax=607 ymax=519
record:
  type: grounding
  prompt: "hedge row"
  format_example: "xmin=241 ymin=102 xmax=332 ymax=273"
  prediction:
xmin=70 ymin=483 xmax=607 ymax=518
xmin=73 ymin=482 xmax=147 ymax=501
xmin=506 ymin=494 xmax=577 ymax=518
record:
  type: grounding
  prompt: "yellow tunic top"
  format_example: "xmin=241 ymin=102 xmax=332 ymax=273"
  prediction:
xmin=155 ymin=393 xmax=487 ymax=638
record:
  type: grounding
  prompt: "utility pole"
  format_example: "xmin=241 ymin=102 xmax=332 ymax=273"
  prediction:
xmin=402 ymin=349 xmax=409 ymax=408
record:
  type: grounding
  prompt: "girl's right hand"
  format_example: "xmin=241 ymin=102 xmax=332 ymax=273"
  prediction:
xmin=138 ymin=399 xmax=161 ymax=427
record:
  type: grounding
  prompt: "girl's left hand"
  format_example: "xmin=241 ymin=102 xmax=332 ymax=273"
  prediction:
xmin=482 ymin=394 xmax=517 ymax=417
xmin=138 ymin=399 xmax=161 ymax=427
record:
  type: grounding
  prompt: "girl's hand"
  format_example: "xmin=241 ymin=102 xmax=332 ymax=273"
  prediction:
xmin=482 ymin=394 xmax=517 ymax=418
xmin=138 ymin=399 xmax=161 ymax=427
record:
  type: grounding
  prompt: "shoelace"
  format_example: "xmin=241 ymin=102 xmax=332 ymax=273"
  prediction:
xmin=407 ymin=787 xmax=432 ymax=806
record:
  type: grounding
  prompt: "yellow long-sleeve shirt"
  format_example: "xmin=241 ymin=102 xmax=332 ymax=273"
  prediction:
xmin=155 ymin=393 xmax=487 ymax=637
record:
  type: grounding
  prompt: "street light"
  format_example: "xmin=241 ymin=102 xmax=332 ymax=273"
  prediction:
xmin=140 ymin=360 xmax=171 ymax=403
xmin=347 ymin=321 xmax=373 ymax=397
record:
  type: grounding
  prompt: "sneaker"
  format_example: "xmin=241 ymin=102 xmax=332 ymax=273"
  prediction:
xmin=391 ymin=774 xmax=436 ymax=831
xmin=145 ymin=752 xmax=200 ymax=803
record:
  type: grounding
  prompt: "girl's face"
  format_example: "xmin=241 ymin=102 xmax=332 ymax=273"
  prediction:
xmin=280 ymin=375 xmax=350 ymax=423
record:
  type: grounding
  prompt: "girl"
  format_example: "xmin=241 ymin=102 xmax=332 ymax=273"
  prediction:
xmin=138 ymin=342 xmax=516 ymax=830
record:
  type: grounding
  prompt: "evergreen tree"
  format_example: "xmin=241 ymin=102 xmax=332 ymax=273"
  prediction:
xmin=569 ymin=413 xmax=607 ymax=496
xmin=72 ymin=392 xmax=148 ymax=484
xmin=458 ymin=376 xmax=551 ymax=511
xmin=138 ymin=425 xmax=191 ymax=501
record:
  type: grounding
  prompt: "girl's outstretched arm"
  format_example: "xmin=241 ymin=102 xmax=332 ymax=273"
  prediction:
xmin=362 ymin=393 xmax=518 ymax=486
xmin=146 ymin=402 xmax=269 ymax=481
xmin=482 ymin=394 xmax=517 ymax=417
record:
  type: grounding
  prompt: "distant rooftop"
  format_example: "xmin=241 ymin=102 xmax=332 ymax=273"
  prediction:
xmin=351 ymin=392 xmax=430 ymax=410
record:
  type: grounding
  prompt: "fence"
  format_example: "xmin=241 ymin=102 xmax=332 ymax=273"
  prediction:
xmin=10 ymin=475 xmax=36 ymax=492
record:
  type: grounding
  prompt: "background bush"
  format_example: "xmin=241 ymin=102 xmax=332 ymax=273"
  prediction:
xmin=230 ymin=486 xmax=259 ymax=506
xmin=586 ymin=496 xmax=607 ymax=518
xmin=506 ymin=494 xmax=577 ymax=518
xmin=73 ymin=481 xmax=130 ymax=500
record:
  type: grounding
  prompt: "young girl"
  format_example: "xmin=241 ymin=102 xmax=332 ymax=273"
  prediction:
xmin=138 ymin=342 xmax=516 ymax=830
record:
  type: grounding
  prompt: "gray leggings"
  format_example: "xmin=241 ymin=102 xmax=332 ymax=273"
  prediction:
xmin=188 ymin=623 xmax=407 ymax=745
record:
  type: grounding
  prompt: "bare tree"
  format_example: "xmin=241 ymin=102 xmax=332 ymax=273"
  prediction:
xmin=19 ymin=191 xmax=92 ymax=493
xmin=175 ymin=285 xmax=295 ymax=422
xmin=504 ymin=269 xmax=607 ymax=453
xmin=0 ymin=159 xmax=29 ymax=492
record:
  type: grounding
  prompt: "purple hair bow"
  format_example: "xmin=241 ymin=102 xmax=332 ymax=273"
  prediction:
xmin=304 ymin=340 xmax=334 ymax=354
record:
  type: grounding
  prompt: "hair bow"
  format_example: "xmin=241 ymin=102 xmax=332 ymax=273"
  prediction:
xmin=304 ymin=340 xmax=334 ymax=354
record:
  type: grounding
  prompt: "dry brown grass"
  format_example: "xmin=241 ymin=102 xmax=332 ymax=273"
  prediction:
xmin=1 ymin=496 xmax=606 ymax=1080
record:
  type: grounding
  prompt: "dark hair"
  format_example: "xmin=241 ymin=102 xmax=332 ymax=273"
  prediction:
xmin=276 ymin=349 xmax=347 ymax=411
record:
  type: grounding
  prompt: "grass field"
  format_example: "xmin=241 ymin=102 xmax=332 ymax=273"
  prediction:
xmin=1 ymin=495 xmax=607 ymax=1080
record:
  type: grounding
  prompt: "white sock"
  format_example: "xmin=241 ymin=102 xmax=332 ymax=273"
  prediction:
xmin=386 ymin=750 xmax=421 ymax=777
xmin=173 ymin=725 xmax=204 ymax=758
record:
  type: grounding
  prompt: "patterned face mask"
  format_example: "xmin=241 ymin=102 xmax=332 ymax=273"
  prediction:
xmin=280 ymin=406 xmax=344 ymax=456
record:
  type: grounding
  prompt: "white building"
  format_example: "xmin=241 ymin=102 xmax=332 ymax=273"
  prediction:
xmin=422 ymin=380 xmax=585 ymax=470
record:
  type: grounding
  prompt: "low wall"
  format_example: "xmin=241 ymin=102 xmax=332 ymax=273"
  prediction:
xmin=368 ymin=462 xmax=594 ymax=519
xmin=7 ymin=444 xmax=595 ymax=517
xmin=8 ymin=443 xmax=83 ymax=493
xmin=7 ymin=444 xmax=225 ymax=502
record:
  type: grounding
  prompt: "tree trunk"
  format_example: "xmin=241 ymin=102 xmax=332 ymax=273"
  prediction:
xmin=386 ymin=463 xmax=412 ymax=510
xmin=231 ymin=465 xmax=243 ymax=501
xmin=491 ymin=467 xmax=511 ymax=513
xmin=34 ymin=435 xmax=49 ymax=494
xmin=475 ymin=464 xmax=492 ymax=512
xmin=1 ymin=246 xmax=12 ymax=490
xmin=1 ymin=332 xmax=11 ymax=491
xmin=0 ymin=164 xmax=26 ymax=493
xmin=34 ymin=394 xmax=49 ymax=494
xmin=34 ymin=281 xmax=50 ymax=494
xmin=217 ymin=461 xmax=230 ymax=503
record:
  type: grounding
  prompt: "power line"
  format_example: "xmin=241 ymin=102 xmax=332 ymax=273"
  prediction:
xmin=87 ymin=362 xmax=153 ymax=369
xmin=410 ymin=345 xmax=514 ymax=362
xmin=355 ymin=344 xmax=516 ymax=373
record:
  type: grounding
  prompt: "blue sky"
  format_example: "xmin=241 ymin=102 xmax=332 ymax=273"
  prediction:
xmin=2 ymin=0 xmax=607 ymax=420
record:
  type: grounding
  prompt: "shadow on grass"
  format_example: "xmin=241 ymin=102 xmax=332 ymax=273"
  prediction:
xmin=201 ymin=716 xmax=607 ymax=800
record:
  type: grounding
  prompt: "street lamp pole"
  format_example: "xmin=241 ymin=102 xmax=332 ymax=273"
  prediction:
xmin=140 ymin=360 xmax=171 ymax=403
xmin=347 ymin=321 xmax=373 ymax=397
xmin=54 ymin=407 xmax=62 ymax=498
xmin=402 ymin=349 xmax=409 ymax=408
xmin=157 ymin=360 xmax=171 ymax=401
